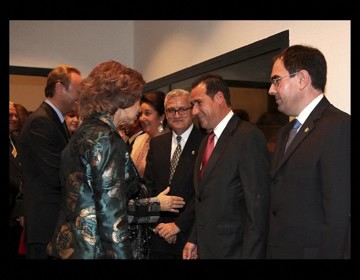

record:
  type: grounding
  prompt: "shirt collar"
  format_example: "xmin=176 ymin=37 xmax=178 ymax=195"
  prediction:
xmin=213 ymin=110 xmax=234 ymax=144
xmin=172 ymin=123 xmax=194 ymax=147
xmin=297 ymin=94 xmax=324 ymax=125
xmin=45 ymin=99 xmax=65 ymax=123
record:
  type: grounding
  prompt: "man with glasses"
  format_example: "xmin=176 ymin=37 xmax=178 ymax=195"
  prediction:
xmin=267 ymin=45 xmax=350 ymax=259
xmin=144 ymin=89 xmax=205 ymax=259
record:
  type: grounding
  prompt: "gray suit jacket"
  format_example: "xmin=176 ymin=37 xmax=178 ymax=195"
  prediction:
xmin=267 ymin=97 xmax=351 ymax=259
xmin=189 ymin=115 xmax=271 ymax=259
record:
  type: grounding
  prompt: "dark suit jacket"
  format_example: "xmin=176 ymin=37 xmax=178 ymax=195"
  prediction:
xmin=267 ymin=97 xmax=351 ymax=259
xmin=189 ymin=115 xmax=271 ymax=259
xmin=144 ymin=125 xmax=205 ymax=256
xmin=19 ymin=102 xmax=69 ymax=244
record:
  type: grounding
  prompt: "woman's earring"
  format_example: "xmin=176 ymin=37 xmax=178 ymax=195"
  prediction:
xmin=158 ymin=121 xmax=164 ymax=133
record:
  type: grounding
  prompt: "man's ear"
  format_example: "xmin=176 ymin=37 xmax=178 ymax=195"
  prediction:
xmin=297 ymin=70 xmax=310 ymax=90
xmin=55 ymin=81 xmax=64 ymax=95
xmin=214 ymin=91 xmax=225 ymax=104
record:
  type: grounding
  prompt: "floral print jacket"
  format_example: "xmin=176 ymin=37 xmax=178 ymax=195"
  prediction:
xmin=47 ymin=113 xmax=159 ymax=259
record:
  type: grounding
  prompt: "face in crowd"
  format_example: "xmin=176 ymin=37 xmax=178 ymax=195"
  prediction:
xmin=165 ymin=92 xmax=193 ymax=135
xmin=65 ymin=112 xmax=80 ymax=133
xmin=9 ymin=102 xmax=19 ymax=134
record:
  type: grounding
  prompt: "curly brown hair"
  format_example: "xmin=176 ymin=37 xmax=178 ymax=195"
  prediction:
xmin=79 ymin=61 xmax=145 ymax=120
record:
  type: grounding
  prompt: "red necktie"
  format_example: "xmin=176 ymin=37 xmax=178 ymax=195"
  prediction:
xmin=200 ymin=131 xmax=215 ymax=178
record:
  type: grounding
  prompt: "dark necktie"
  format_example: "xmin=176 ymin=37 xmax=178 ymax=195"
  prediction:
xmin=169 ymin=135 xmax=182 ymax=184
xmin=284 ymin=119 xmax=301 ymax=153
xmin=63 ymin=121 xmax=71 ymax=140
xmin=200 ymin=131 xmax=215 ymax=178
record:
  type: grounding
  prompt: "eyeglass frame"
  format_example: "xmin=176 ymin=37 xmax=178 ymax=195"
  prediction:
xmin=270 ymin=72 xmax=298 ymax=87
xmin=165 ymin=106 xmax=193 ymax=116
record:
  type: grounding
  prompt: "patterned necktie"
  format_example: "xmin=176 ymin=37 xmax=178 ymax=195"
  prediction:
xmin=169 ymin=135 xmax=182 ymax=184
xmin=9 ymin=135 xmax=17 ymax=158
xmin=200 ymin=131 xmax=215 ymax=178
xmin=284 ymin=119 xmax=301 ymax=153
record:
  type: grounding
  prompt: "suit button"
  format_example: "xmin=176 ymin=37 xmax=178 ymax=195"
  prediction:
xmin=272 ymin=211 xmax=277 ymax=216
xmin=197 ymin=197 xmax=201 ymax=202
xmin=271 ymin=178 xmax=278 ymax=184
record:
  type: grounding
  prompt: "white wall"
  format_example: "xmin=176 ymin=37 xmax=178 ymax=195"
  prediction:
xmin=134 ymin=20 xmax=350 ymax=114
xmin=9 ymin=20 xmax=350 ymax=114
xmin=10 ymin=20 xmax=134 ymax=76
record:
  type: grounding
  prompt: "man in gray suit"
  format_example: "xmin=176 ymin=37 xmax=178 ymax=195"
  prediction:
xmin=267 ymin=45 xmax=350 ymax=259
xmin=19 ymin=65 xmax=82 ymax=259
xmin=183 ymin=74 xmax=271 ymax=259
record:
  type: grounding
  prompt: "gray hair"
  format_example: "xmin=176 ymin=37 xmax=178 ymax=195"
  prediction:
xmin=164 ymin=89 xmax=190 ymax=107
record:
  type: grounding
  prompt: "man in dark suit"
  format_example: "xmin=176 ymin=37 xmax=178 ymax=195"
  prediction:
xmin=267 ymin=45 xmax=350 ymax=259
xmin=19 ymin=65 xmax=82 ymax=259
xmin=144 ymin=89 xmax=205 ymax=259
xmin=183 ymin=74 xmax=271 ymax=259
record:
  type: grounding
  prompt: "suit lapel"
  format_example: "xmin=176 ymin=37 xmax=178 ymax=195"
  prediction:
xmin=272 ymin=97 xmax=330 ymax=176
xmin=199 ymin=115 xmax=239 ymax=186
xmin=164 ymin=133 xmax=172 ymax=182
xmin=171 ymin=127 xmax=200 ymax=186
xmin=41 ymin=102 xmax=69 ymax=142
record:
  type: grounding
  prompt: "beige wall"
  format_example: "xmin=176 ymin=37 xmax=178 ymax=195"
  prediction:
xmin=10 ymin=20 xmax=350 ymax=114
xmin=230 ymin=87 xmax=268 ymax=124
xmin=10 ymin=75 xmax=46 ymax=112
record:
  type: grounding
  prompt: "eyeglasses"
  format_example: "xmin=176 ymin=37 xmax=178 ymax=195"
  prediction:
xmin=270 ymin=72 xmax=298 ymax=87
xmin=165 ymin=106 xmax=193 ymax=116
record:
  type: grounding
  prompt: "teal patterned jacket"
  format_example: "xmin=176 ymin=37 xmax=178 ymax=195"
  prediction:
xmin=47 ymin=113 xmax=159 ymax=259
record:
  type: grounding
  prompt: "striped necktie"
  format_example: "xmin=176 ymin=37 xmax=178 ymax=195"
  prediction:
xmin=169 ymin=135 xmax=182 ymax=184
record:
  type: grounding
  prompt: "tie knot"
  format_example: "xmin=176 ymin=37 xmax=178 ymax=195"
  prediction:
xmin=208 ymin=131 xmax=215 ymax=140
xmin=176 ymin=135 xmax=182 ymax=144
xmin=292 ymin=119 xmax=301 ymax=129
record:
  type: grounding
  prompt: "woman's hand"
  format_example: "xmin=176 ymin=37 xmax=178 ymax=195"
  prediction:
xmin=157 ymin=187 xmax=185 ymax=212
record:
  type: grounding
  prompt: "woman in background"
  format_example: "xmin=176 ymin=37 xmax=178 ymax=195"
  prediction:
xmin=131 ymin=92 xmax=169 ymax=178
xmin=14 ymin=103 xmax=30 ymax=133
xmin=9 ymin=102 xmax=27 ymax=258
xmin=65 ymin=111 xmax=80 ymax=135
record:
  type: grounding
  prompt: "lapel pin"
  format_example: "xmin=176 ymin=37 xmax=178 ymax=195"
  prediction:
xmin=304 ymin=127 xmax=309 ymax=133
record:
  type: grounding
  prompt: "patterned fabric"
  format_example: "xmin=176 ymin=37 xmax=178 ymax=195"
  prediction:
xmin=128 ymin=184 xmax=160 ymax=259
xmin=169 ymin=135 xmax=182 ymax=184
xmin=46 ymin=113 xmax=160 ymax=259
